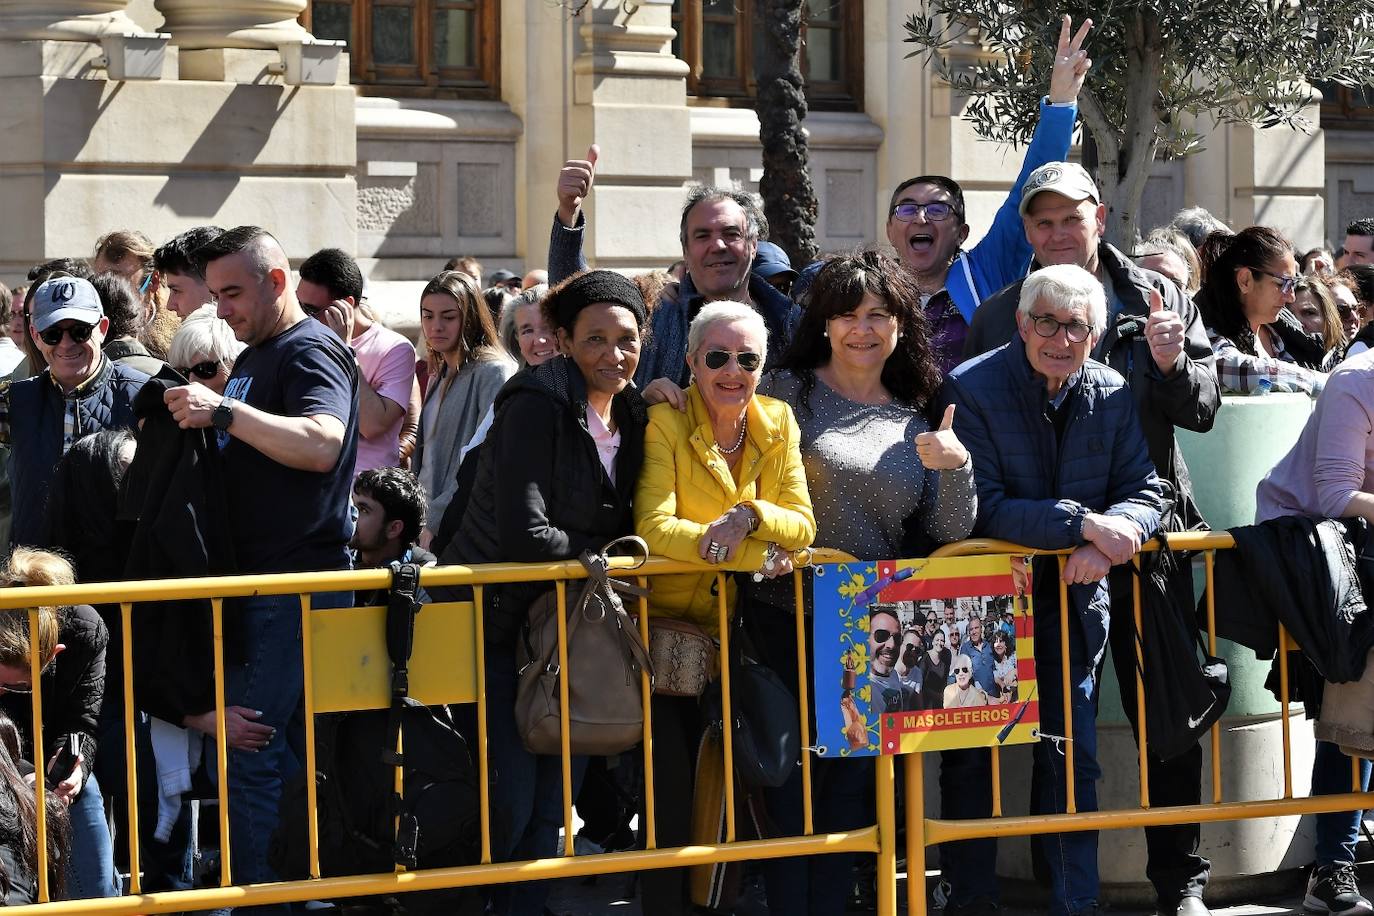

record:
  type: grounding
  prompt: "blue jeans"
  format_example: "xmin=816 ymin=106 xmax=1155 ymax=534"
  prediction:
xmin=1312 ymin=739 xmax=1373 ymax=864
xmin=941 ymin=597 xmax=1101 ymax=916
xmin=209 ymin=590 xmax=349 ymax=916
xmin=64 ymin=770 xmax=119 ymax=899
xmin=484 ymin=651 xmax=586 ymax=916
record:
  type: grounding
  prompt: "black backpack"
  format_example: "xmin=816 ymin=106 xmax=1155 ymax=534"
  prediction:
xmin=269 ymin=565 xmax=482 ymax=908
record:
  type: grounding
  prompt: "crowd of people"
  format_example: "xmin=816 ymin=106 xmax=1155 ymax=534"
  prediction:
xmin=0 ymin=12 xmax=1370 ymax=916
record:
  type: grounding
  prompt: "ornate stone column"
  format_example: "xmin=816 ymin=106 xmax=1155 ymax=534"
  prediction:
xmin=153 ymin=0 xmax=313 ymax=49
xmin=0 ymin=0 xmax=143 ymax=41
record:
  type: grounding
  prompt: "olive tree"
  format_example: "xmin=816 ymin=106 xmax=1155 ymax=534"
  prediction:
xmin=904 ymin=2 xmax=1374 ymax=247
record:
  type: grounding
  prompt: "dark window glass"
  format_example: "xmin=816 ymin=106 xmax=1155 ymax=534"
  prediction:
xmin=434 ymin=8 xmax=475 ymax=68
xmin=312 ymin=0 xmax=352 ymax=45
xmin=372 ymin=5 xmax=415 ymax=65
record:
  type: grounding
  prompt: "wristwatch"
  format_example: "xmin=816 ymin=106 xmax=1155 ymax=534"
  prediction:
xmin=212 ymin=397 xmax=236 ymax=432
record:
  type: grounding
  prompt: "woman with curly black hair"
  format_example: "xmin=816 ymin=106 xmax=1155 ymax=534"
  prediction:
xmin=754 ymin=248 xmax=976 ymax=915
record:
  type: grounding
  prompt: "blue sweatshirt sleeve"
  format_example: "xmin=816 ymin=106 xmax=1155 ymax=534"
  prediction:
xmin=966 ymin=99 xmax=1078 ymax=299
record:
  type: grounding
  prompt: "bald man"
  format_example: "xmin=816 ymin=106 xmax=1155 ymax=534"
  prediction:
xmin=163 ymin=225 xmax=359 ymax=904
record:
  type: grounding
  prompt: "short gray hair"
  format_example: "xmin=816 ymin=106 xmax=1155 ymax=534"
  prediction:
xmin=679 ymin=185 xmax=767 ymax=247
xmin=499 ymin=284 xmax=548 ymax=366
xmin=687 ymin=300 xmax=767 ymax=363
xmin=1017 ymin=264 xmax=1108 ymax=335
xmin=1167 ymin=207 xmax=1231 ymax=250
xmin=169 ymin=304 xmax=246 ymax=368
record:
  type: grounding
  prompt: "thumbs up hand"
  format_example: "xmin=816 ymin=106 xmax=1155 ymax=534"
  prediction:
xmin=557 ymin=144 xmax=600 ymax=227
xmin=914 ymin=404 xmax=970 ymax=471
xmin=1143 ymin=288 xmax=1186 ymax=375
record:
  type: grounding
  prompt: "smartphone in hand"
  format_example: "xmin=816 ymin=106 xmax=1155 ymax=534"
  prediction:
xmin=45 ymin=734 xmax=80 ymax=788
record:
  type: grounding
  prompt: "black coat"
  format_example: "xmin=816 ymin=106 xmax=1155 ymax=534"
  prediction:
xmin=963 ymin=243 xmax=1221 ymax=531
xmin=440 ymin=356 xmax=647 ymax=647
xmin=1211 ymin=515 xmax=1374 ymax=686
xmin=0 ymin=604 xmax=106 ymax=781
xmin=119 ymin=368 xmax=238 ymax=725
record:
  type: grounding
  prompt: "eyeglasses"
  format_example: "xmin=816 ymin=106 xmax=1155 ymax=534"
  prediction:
xmin=38 ymin=323 xmax=95 ymax=347
xmin=300 ymin=302 xmax=323 ymax=319
xmin=891 ymin=201 xmax=960 ymax=223
xmin=703 ymin=349 xmax=762 ymax=372
xmin=176 ymin=361 xmax=220 ymax=381
xmin=1250 ymin=268 xmax=1298 ymax=296
xmin=952 ymin=665 xmax=971 ymax=674
xmin=1028 ymin=314 xmax=1093 ymax=344
xmin=1337 ymin=304 xmax=1359 ymax=318
xmin=871 ymin=629 xmax=899 ymax=646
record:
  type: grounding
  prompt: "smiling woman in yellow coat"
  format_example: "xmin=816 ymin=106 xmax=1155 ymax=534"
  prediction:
xmin=633 ymin=299 xmax=814 ymax=916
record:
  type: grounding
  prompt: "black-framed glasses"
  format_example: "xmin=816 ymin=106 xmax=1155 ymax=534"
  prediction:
xmin=1028 ymin=313 xmax=1093 ymax=344
xmin=1250 ymin=268 xmax=1298 ymax=296
xmin=703 ymin=349 xmax=761 ymax=372
xmin=177 ymin=361 xmax=220 ymax=381
xmin=871 ymin=629 xmax=899 ymax=646
xmin=38 ymin=323 xmax=95 ymax=347
xmin=891 ymin=201 xmax=960 ymax=223
xmin=300 ymin=302 xmax=323 ymax=319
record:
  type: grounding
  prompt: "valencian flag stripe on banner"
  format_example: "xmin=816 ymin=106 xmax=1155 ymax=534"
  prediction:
xmin=811 ymin=554 xmax=1040 ymax=757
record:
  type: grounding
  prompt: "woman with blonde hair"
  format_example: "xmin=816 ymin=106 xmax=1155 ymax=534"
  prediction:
xmin=0 ymin=548 xmax=113 ymax=900
xmin=635 ymin=299 xmax=815 ymax=916
xmin=413 ymin=270 xmax=516 ymax=546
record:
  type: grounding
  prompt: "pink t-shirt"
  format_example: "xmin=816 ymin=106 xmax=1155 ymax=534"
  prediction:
xmin=352 ymin=321 xmax=417 ymax=473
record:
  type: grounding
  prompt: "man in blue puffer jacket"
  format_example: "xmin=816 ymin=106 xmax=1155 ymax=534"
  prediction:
xmin=937 ymin=263 xmax=1166 ymax=916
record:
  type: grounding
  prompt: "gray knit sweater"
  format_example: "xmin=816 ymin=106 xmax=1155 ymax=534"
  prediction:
xmin=760 ymin=371 xmax=976 ymax=560
xmin=416 ymin=353 xmax=516 ymax=526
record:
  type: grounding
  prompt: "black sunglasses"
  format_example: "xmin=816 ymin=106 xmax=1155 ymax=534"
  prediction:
xmin=703 ymin=349 xmax=761 ymax=372
xmin=177 ymin=360 xmax=220 ymax=381
xmin=300 ymin=302 xmax=323 ymax=319
xmin=871 ymin=629 xmax=899 ymax=646
xmin=39 ymin=323 xmax=95 ymax=347
xmin=952 ymin=665 xmax=971 ymax=674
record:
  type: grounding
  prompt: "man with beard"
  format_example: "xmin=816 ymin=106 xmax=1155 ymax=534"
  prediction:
xmin=868 ymin=606 xmax=919 ymax=713
xmin=885 ymin=15 xmax=1092 ymax=372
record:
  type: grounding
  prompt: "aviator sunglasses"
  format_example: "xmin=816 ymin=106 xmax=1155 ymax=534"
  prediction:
xmin=703 ymin=349 xmax=761 ymax=372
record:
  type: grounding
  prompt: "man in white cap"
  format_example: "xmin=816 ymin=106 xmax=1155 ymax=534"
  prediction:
xmin=0 ymin=274 xmax=148 ymax=548
xmin=962 ymin=160 xmax=1220 ymax=916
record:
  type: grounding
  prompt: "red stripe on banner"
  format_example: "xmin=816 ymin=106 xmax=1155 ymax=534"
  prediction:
xmin=882 ymin=701 xmax=1041 ymax=735
xmin=877 ymin=574 xmax=1014 ymax=601
xmin=1017 ymin=658 xmax=1036 ymax=679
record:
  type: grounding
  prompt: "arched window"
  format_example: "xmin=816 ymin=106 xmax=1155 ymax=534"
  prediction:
xmin=306 ymin=0 xmax=499 ymax=98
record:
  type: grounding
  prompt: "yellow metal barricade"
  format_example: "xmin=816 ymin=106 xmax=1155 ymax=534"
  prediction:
xmin=2 ymin=533 xmax=1369 ymax=915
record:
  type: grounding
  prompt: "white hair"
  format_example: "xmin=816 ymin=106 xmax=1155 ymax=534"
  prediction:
xmin=169 ymin=304 xmax=246 ymax=368
xmin=686 ymin=300 xmax=767 ymax=363
xmin=1017 ymin=264 xmax=1108 ymax=336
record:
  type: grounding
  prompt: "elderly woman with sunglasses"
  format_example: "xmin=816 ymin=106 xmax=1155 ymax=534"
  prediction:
xmin=167 ymin=305 xmax=246 ymax=395
xmin=1195 ymin=226 xmax=1328 ymax=396
xmin=634 ymin=300 xmax=815 ymax=916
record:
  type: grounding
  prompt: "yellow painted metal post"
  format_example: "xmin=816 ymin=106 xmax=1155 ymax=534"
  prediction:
xmin=29 ymin=608 xmax=47 ymax=903
xmin=120 ymin=602 xmax=141 ymax=893
xmin=1132 ymin=558 xmax=1149 ymax=808
xmin=876 ymin=754 xmax=897 ymax=916
xmin=554 ymin=581 xmax=575 ymax=856
xmin=637 ymin=580 xmax=657 ymax=850
xmin=990 ymin=746 xmax=1002 ymax=817
xmin=299 ymin=594 xmax=321 ymax=880
xmin=1057 ymin=558 xmax=1076 ymax=813
xmin=718 ymin=573 xmax=736 ymax=843
xmin=211 ymin=597 xmax=232 ymax=885
xmin=1204 ymin=551 xmax=1221 ymax=803
xmin=905 ymin=753 xmax=926 ymax=916
xmin=1278 ymin=627 xmax=1292 ymax=799
xmin=474 ymin=586 xmax=492 ymax=864
xmin=793 ymin=569 xmax=813 ymax=835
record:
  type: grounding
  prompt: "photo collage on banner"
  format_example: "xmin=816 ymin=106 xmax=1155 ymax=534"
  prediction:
xmin=812 ymin=555 xmax=1039 ymax=757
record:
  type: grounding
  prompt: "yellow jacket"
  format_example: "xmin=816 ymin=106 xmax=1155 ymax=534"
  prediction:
xmin=635 ymin=386 xmax=816 ymax=635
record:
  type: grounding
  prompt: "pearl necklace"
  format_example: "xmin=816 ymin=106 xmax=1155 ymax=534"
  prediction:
xmin=717 ymin=416 xmax=747 ymax=456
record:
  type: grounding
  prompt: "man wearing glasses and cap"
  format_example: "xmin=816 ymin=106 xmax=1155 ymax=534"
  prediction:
xmin=0 ymin=275 xmax=148 ymax=548
xmin=963 ymin=160 xmax=1220 ymax=916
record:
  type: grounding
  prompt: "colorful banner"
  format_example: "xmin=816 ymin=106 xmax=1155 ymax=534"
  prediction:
xmin=812 ymin=555 xmax=1039 ymax=756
